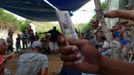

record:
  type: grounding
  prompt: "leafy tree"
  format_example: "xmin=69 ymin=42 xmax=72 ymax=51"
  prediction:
xmin=81 ymin=23 xmax=91 ymax=33
xmin=32 ymin=22 xmax=61 ymax=33
xmin=0 ymin=8 xmax=32 ymax=32
xmin=101 ymin=0 xmax=109 ymax=10
xmin=19 ymin=21 xmax=31 ymax=32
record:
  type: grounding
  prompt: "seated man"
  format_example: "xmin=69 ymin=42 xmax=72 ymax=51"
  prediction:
xmin=16 ymin=40 xmax=48 ymax=75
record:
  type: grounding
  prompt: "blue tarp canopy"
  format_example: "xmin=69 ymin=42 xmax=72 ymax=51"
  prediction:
xmin=48 ymin=0 xmax=90 ymax=11
xmin=0 ymin=0 xmax=90 ymax=21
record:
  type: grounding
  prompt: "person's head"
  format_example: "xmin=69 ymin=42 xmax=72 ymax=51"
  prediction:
xmin=35 ymin=32 xmax=38 ymax=35
xmin=29 ymin=26 xmax=31 ymax=28
xmin=8 ymin=32 xmax=13 ymax=37
xmin=17 ymin=34 xmax=20 ymax=37
xmin=0 ymin=39 xmax=8 ymax=54
xmin=32 ymin=41 xmax=42 ymax=53
xmin=22 ymin=30 xmax=26 ymax=34
xmin=53 ymin=26 xmax=56 ymax=30
xmin=91 ymin=19 xmax=99 ymax=29
xmin=114 ymin=31 xmax=121 ymax=38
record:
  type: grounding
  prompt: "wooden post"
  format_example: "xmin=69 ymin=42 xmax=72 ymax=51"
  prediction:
xmin=94 ymin=0 xmax=123 ymax=60
xmin=94 ymin=0 xmax=112 ymax=42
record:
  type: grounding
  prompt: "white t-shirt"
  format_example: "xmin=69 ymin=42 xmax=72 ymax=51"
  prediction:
xmin=102 ymin=41 xmax=109 ymax=48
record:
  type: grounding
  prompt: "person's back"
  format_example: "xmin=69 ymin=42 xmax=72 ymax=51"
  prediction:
xmin=48 ymin=29 xmax=60 ymax=42
xmin=16 ymin=53 xmax=48 ymax=75
xmin=47 ymin=27 xmax=60 ymax=42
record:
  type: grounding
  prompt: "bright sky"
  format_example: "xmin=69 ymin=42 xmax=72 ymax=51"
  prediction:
xmin=71 ymin=0 xmax=105 ymax=24
xmin=71 ymin=0 xmax=96 ymax=24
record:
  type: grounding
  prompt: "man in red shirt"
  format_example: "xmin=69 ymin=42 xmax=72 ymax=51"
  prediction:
xmin=27 ymin=26 xmax=34 ymax=46
xmin=27 ymin=26 xmax=33 ymax=35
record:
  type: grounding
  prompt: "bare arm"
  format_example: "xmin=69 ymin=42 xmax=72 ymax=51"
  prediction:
xmin=104 ymin=9 xmax=134 ymax=20
xmin=59 ymin=38 xmax=134 ymax=75
xmin=4 ymin=52 xmax=14 ymax=60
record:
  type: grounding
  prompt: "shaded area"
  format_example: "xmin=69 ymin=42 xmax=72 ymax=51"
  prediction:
xmin=0 ymin=0 xmax=91 ymax=21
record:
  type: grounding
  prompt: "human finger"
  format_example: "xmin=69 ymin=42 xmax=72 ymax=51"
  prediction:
xmin=60 ymin=53 xmax=81 ymax=62
xmin=68 ymin=39 xmax=90 ymax=47
xmin=58 ymin=35 xmax=67 ymax=46
xmin=58 ymin=45 xmax=79 ymax=55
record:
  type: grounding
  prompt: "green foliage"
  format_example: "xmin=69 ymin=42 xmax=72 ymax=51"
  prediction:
xmin=80 ymin=1 xmax=108 ymax=34
xmin=0 ymin=9 xmax=17 ymax=28
xmin=75 ymin=23 xmax=87 ymax=33
xmin=101 ymin=0 xmax=109 ymax=10
xmin=19 ymin=21 xmax=31 ymax=32
xmin=0 ymin=8 xmax=31 ymax=32
xmin=32 ymin=22 xmax=61 ymax=33
xmin=32 ymin=22 xmax=62 ymax=38
xmin=81 ymin=23 xmax=91 ymax=33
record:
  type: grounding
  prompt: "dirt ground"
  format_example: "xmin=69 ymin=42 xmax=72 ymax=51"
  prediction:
xmin=6 ymin=49 xmax=63 ymax=75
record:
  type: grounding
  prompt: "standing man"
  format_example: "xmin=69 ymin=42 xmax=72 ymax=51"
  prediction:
xmin=21 ymin=31 xmax=28 ymax=49
xmin=15 ymin=34 xmax=21 ymax=52
xmin=46 ymin=26 xmax=61 ymax=53
xmin=27 ymin=26 xmax=34 ymax=47
xmin=6 ymin=32 xmax=13 ymax=52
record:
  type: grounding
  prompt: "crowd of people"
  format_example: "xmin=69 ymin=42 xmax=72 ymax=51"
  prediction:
xmin=82 ymin=19 xmax=134 ymax=62
xmin=76 ymin=3 xmax=134 ymax=63
xmin=5 ymin=26 xmax=61 ymax=54
xmin=0 ymin=25 xmax=61 ymax=75
xmin=1 ymin=1 xmax=134 ymax=75
xmin=59 ymin=2 xmax=134 ymax=75
xmin=6 ymin=26 xmax=39 ymax=52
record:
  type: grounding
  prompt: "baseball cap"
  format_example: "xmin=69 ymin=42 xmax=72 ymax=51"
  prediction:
xmin=32 ymin=41 xmax=42 ymax=48
xmin=114 ymin=32 xmax=121 ymax=37
xmin=120 ymin=39 xmax=129 ymax=45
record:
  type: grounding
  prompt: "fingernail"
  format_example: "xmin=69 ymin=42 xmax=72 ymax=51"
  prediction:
xmin=60 ymin=38 xmax=64 ymax=42
xmin=76 ymin=53 xmax=81 ymax=58
xmin=72 ymin=46 xmax=78 ymax=51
